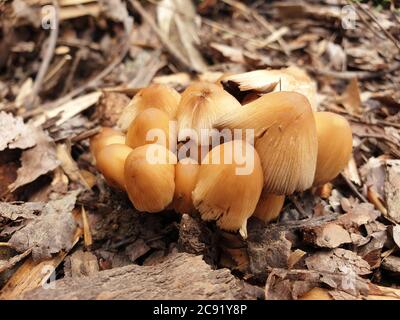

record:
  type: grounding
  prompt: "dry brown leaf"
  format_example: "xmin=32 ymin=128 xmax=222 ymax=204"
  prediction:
xmin=359 ymin=157 xmax=386 ymax=198
xmin=0 ymin=112 xmax=36 ymax=152
xmin=9 ymin=128 xmax=60 ymax=192
xmin=382 ymin=255 xmax=400 ymax=274
xmin=303 ymin=222 xmax=352 ymax=248
xmin=305 ymin=248 xmax=371 ymax=276
xmin=65 ymin=250 xmax=99 ymax=278
xmin=265 ymin=268 xmax=370 ymax=300
xmin=157 ymin=0 xmax=207 ymax=72
xmin=8 ymin=190 xmax=79 ymax=261
xmin=385 ymin=160 xmax=400 ymax=223
xmin=338 ymin=202 xmax=381 ymax=231
xmin=0 ymin=202 xmax=44 ymax=222
xmin=340 ymin=78 xmax=362 ymax=115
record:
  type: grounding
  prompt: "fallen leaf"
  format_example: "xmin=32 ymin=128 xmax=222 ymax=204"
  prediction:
xmin=340 ymin=78 xmax=362 ymax=115
xmin=305 ymin=248 xmax=371 ymax=276
xmin=303 ymin=222 xmax=352 ymax=248
xmin=0 ymin=202 xmax=44 ymax=222
xmin=157 ymin=0 xmax=207 ymax=72
xmin=64 ymin=250 xmax=99 ymax=278
xmin=8 ymin=190 xmax=79 ymax=261
xmin=9 ymin=128 xmax=60 ymax=191
xmin=0 ymin=112 xmax=36 ymax=152
xmin=382 ymin=255 xmax=400 ymax=274
xmin=385 ymin=160 xmax=400 ymax=223
xmin=359 ymin=157 xmax=386 ymax=198
xmin=265 ymin=268 xmax=370 ymax=300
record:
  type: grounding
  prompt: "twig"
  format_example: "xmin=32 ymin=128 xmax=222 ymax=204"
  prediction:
xmin=25 ymin=0 xmax=59 ymax=109
xmin=353 ymin=1 xmax=400 ymax=52
xmin=71 ymin=126 xmax=101 ymax=143
xmin=61 ymin=49 xmax=83 ymax=96
xmin=41 ymin=34 xmax=130 ymax=111
xmin=130 ymin=0 xmax=196 ymax=73
xmin=145 ymin=0 xmax=269 ymax=49
xmin=308 ymin=62 xmax=400 ymax=80
xmin=221 ymin=0 xmax=290 ymax=55
xmin=340 ymin=173 xmax=368 ymax=203
xmin=353 ymin=4 xmax=386 ymax=40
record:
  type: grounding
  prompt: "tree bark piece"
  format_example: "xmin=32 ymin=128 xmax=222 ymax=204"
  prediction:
xmin=22 ymin=253 xmax=257 ymax=300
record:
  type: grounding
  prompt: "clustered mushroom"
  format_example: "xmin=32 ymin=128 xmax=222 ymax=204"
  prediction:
xmin=90 ymin=69 xmax=353 ymax=238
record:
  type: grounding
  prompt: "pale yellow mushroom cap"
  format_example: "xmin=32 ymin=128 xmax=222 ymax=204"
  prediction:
xmin=124 ymin=144 xmax=177 ymax=213
xmin=192 ymin=140 xmax=263 ymax=238
xmin=125 ymin=107 xmax=175 ymax=151
xmin=172 ymin=158 xmax=200 ymax=214
xmin=176 ymin=82 xmax=241 ymax=144
xmin=118 ymin=84 xmax=180 ymax=131
xmin=215 ymin=91 xmax=318 ymax=195
xmin=96 ymin=143 xmax=132 ymax=190
xmin=313 ymin=112 xmax=353 ymax=186
xmin=90 ymin=127 xmax=125 ymax=159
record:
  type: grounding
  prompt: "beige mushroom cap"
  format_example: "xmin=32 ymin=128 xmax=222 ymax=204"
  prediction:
xmin=96 ymin=143 xmax=132 ymax=190
xmin=176 ymin=82 xmax=241 ymax=144
xmin=124 ymin=144 xmax=177 ymax=213
xmin=313 ymin=112 xmax=353 ymax=186
xmin=125 ymin=108 xmax=175 ymax=151
xmin=215 ymin=91 xmax=318 ymax=195
xmin=90 ymin=127 xmax=125 ymax=159
xmin=192 ymin=140 xmax=263 ymax=238
xmin=172 ymin=158 xmax=200 ymax=214
xmin=118 ymin=84 xmax=180 ymax=131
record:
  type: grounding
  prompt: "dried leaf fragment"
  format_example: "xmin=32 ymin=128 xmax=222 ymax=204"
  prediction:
xmin=9 ymin=128 xmax=60 ymax=191
xmin=0 ymin=112 xmax=36 ymax=152
xmin=305 ymin=248 xmax=371 ymax=276
xmin=8 ymin=191 xmax=79 ymax=261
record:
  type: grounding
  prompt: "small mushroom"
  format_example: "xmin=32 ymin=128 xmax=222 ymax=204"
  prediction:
xmin=125 ymin=108 xmax=176 ymax=151
xmin=215 ymin=91 xmax=318 ymax=195
xmin=96 ymin=143 xmax=132 ymax=190
xmin=172 ymin=158 xmax=200 ymax=214
xmin=90 ymin=127 xmax=125 ymax=159
xmin=252 ymin=193 xmax=285 ymax=223
xmin=192 ymin=140 xmax=263 ymax=238
xmin=176 ymin=82 xmax=241 ymax=144
xmin=313 ymin=111 xmax=353 ymax=186
xmin=118 ymin=84 xmax=181 ymax=131
xmin=124 ymin=144 xmax=177 ymax=213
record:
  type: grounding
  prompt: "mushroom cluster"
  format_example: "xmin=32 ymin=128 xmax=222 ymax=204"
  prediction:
xmin=90 ymin=72 xmax=353 ymax=238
